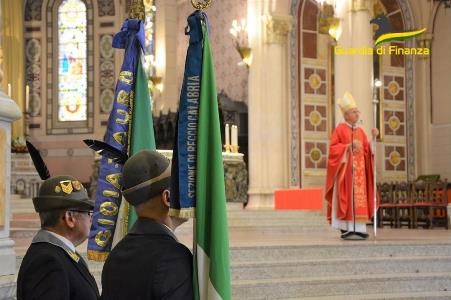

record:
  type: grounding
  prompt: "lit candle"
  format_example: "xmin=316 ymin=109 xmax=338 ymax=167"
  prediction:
xmin=25 ymin=85 xmax=30 ymax=112
xmin=7 ymin=83 xmax=11 ymax=97
xmin=225 ymin=123 xmax=230 ymax=145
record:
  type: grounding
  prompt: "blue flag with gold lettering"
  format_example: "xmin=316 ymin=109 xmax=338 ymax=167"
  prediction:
xmin=87 ymin=19 xmax=145 ymax=261
xmin=169 ymin=11 xmax=204 ymax=218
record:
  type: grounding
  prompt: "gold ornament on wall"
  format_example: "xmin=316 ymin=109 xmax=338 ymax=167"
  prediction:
xmin=309 ymin=111 xmax=322 ymax=127
xmin=308 ymin=74 xmax=322 ymax=90
xmin=310 ymin=148 xmax=322 ymax=162
xmin=388 ymin=116 xmax=400 ymax=131
xmin=318 ymin=1 xmax=341 ymax=41
xmin=387 ymin=81 xmax=400 ymax=96
xmin=389 ymin=151 xmax=401 ymax=166
xmin=263 ymin=15 xmax=293 ymax=44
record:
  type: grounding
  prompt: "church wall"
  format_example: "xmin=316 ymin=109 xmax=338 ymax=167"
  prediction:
xmin=410 ymin=0 xmax=451 ymax=181
xmin=295 ymin=0 xmax=331 ymax=189
xmin=176 ymin=0 xmax=248 ymax=104
xmin=429 ymin=4 xmax=451 ymax=180
xmin=24 ymin=0 xmax=123 ymax=183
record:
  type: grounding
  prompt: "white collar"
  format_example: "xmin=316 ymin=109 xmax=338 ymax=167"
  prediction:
xmin=162 ymin=223 xmax=173 ymax=233
xmin=46 ymin=230 xmax=76 ymax=252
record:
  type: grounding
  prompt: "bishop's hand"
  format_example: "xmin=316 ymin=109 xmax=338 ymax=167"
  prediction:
xmin=371 ymin=128 xmax=379 ymax=139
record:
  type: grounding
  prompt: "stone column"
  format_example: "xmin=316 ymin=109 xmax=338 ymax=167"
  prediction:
xmin=154 ymin=0 xmax=178 ymax=114
xmin=247 ymin=0 xmax=292 ymax=208
xmin=334 ymin=0 xmax=374 ymax=135
xmin=415 ymin=33 xmax=433 ymax=176
xmin=0 ymin=2 xmax=21 ymax=296
xmin=0 ymin=75 xmax=21 ymax=299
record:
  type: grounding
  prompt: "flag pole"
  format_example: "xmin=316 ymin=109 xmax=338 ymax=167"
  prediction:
xmin=372 ymin=80 xmax=380 ymax=238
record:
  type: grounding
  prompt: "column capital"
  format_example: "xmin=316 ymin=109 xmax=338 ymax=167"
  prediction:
xmin=417 ymin=33 xmax=433 ymax=59
xmin=263 ymin=15 xmax=293 ymax=44
xmin=351 ymin=0 xmax=373 ymax=12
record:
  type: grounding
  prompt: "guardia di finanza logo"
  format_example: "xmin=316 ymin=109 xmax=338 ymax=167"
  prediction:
xmin=334 ymin=15 xmax=428 ymax=56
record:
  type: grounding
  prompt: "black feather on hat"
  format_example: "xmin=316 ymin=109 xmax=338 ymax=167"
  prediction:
xmin=26 ymin=141 xmax=93 ymax=212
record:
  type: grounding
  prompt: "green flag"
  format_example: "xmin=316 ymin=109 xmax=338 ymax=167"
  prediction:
xmin=127 ymin=57 xmax=156 ymax=230
xmin=194 ymin=24 xmax=231 ymax=300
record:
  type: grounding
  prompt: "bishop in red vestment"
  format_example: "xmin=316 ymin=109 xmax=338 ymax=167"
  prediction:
xmin=325 ymin=92 xmax=378 ymax=239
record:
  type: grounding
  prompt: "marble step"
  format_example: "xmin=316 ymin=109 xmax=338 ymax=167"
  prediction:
xmin=231 ymin=256 xmax=451 ymax=280
xmin=10 ymin=216 xmax=328 ymax=229
xmin=11 ymin=213 xmax=329 ymax=232
xmin=229 ymin=243 xmax=451 ymax=263
xmin=226 ymin=210 xmax=323 ymax=218
xmin=295 ymin=290 xmax=451 ymax=300
xmin=85 ymin=256 xmax=451 ymax=284
xmin=231 ymin=272 xmax=451 ymax=299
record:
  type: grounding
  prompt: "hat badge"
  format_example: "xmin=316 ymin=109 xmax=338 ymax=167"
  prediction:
xmin=60 ymin=180 xmax=74 ymax=195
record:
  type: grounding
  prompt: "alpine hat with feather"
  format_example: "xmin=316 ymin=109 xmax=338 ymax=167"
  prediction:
xmin=26 ymin=141 xmax=94 ymax=212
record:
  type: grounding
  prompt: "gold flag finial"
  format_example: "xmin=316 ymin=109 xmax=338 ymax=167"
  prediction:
xmin=129 ymin=0 xmax=145 ymax=20
xmin=191 ymin=0 xmax=212 ymax=10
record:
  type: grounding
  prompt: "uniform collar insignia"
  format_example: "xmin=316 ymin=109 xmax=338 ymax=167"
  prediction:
xmin=32 ymin=230 xmax=80 ymax=263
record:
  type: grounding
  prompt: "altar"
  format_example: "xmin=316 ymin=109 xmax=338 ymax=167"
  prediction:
xmin=89 ymin=150 xmax=248 ymax=203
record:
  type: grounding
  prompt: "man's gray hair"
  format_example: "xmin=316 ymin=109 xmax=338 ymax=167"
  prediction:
xmin=39 ymin=210 xmax=66 ymax=228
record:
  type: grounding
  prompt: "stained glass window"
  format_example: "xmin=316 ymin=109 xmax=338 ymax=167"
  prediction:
xmin=57 ymin=0 xmax=87 ymax=122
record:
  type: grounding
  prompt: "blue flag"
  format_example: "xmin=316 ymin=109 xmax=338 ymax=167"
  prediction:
xmin=87 ymin=19 xmax=145 ymax=261
xmin=169 ymin=12 xmax=205 ymax=218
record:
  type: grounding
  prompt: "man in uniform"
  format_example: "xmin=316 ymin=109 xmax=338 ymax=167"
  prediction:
xmin=325 ymin=92 xmax=378 ymax=240
xmin=101 ymin=150 xmax=193 ymax=300
xmin=17 ymin=176 xmax=100 ymax=299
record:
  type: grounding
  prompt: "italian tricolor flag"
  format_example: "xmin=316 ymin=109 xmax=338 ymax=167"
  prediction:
xmin=193 ymin=23 xmax=232 ymax=300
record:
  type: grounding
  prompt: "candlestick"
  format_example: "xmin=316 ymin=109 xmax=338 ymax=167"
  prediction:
xmin=25 ymin=85 xmax=30 ymax=113
xmin=7 ymin=83 xmax=11 ymax=97
xmin=225 ymin=123 xmax=230 ymax=146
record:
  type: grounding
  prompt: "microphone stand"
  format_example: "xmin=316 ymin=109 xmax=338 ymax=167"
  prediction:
xmin=351 ymin=123 xmax=356 ymax=235
xmin=342 ymin=122 xmax=364 ymax=240
xmin=372 ymin=85 xmax=379 ymax=238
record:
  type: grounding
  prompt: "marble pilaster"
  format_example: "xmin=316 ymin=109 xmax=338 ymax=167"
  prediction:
xmin=247 ymin=0 xmax=292 ymax=208
xmin=334 ymin=0 xmax=374 ymax=136
xmin=0 ymin=91 xmax=21 ymax=299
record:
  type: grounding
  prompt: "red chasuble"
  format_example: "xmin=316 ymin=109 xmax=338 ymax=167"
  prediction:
xmin=325 ymin=123 xmax=376 ymax=224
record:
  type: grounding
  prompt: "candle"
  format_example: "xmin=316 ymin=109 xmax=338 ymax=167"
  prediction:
xmin=25 ymin=85 xmax=30 ymax=112
xmin=7 ymin=83 xmax=11 ymax=97
xmin=231 ymin=125 xmax=238 ymax=146
xmin=225 ymin=123 xmax=230 ymax=145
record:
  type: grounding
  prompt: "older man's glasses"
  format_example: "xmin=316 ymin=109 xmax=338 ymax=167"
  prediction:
xmin=68 ymin=210 xmax=93 ymax=217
